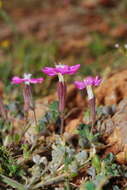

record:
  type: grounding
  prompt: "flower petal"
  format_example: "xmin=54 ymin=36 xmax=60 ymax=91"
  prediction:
xmin=74 ymin=81 xmax=85 ymax=90
xmin=63 ymin=64 xmax=80 ymax=75
xmin=74 ymin=76 xmax=102 ymax=90
xmin=29 ymin=78 xmax=44 ymax=84
xmin=42 ymin=64 xmax=80 ymax=76
xmin=94 ymin=76 xmax=102 ymax=86
xmin=55 ymin=65 xmax=69 ymax=75
xmin=42 ymin=67 xmax=57 ymax=76
xmin=11 ymin=76 xmax=24 ymax=84
xmin=84 ymin=76 xmax=94 ymax=86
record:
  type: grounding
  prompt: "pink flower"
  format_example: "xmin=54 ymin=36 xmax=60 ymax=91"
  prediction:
xmin=42 ymin=64 xmax=80 ymax=76
xmin=12 ymin=73 xmax=44 ymax=85
xmin=74 ymin=76 xmax=102 ymax=90
xmin=75 ymin=76 xmax=101 ymax=130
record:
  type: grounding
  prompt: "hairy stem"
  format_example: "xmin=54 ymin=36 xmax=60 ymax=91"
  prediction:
xmin=33 ymin=108 xmax=37 ymax=127
xmin=60 ymin=112 xmax=64 ymax=135
xmin=88 ymin=97 xmax=96 ymax=132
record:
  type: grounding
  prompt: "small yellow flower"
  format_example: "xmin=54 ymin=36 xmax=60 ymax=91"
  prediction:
xmin=0 ymin=0 xmax=3 ymax=8
xmin=0 ymin=40 xmax=10 ymax=48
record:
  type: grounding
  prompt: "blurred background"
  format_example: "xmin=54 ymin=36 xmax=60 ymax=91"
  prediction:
xmin=0 ymin=0 xmax=127 ymax=97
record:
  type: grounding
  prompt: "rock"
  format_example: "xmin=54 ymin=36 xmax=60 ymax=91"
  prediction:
xmin=95 ymin=69 xmax=127 ymax=105
xmin=82 ymin=0 xmax=98 ymax=9
xmin=65 ymin=118 xmax=81 ymax=134
xmin=99 ymin=0 xmax=115 ymax=7
xmin=110 ymin=25 xmax=127 ymax=38
xmin=82 ymin=0 xmax=115 ymax=9
xmin=98 ymin=99 xmax=127 ymax=163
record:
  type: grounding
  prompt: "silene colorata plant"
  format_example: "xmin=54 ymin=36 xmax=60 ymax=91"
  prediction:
xmin=11 ymin=73 xmax=44 ymax=126
xmin=74 ymin=76 xmax=102 ymax=131
xmin=42 ymin=63 xmax=80 ymax=134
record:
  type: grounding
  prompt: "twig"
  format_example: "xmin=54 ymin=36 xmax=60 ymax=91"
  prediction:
xmin=70 ymin=182 xmax=78 ymax=187
xmin=21 ymin=121 xmax=32 ymax=138
xmin=32 ymin=174 xmax=68 ymax=189
xmin=32 ymin=108 xmax=38 ymax=128
xmin=64 ymin=107 xmax=79 ymax=119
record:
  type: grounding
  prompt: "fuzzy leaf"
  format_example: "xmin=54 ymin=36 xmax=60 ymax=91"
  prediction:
xmin=113 ymin=185 xmax=120 ymax=190
xmin=83 ymin=182 xmax=95 ymax=190
xmin=92 ymin=155 xmax=101 ymax=174
xmin=1 ymin=174 xmax=27 ymax=190
xmin=49 ymin=101 xmax=58 ymax=112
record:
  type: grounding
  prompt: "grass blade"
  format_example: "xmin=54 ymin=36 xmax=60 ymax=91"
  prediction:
xmin=1 ymin=174 xmax=27 ymax=190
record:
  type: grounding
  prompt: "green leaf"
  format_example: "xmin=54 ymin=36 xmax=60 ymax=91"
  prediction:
xmin=49 ymin=101 xmax=58 ymax=112
xmin=1 ymin=174 xmax=27 ymax=190
xmin=93 ymin=174 xmax=109 ymax=189
xmin=85 ymin=182 xmax=95 ymax=190
xmin=49 ymin=101 xmax=59 ymax=121
xmin=113 ymin=185 xmax=120 ymax=190
xmin=103 ymin=153 xmax=114 ymax=163
xmin=89 ymin=34 xmax=107 ymax=57
xmin=77 ymin=124 xmax=90 ymax=138
xmin=92 ymin=155 xmax=101 ymax=174
xmin=80 ymin=174 xmax=109 ymax=190
xmin=13 ymin=133 xmax=20 ymax=143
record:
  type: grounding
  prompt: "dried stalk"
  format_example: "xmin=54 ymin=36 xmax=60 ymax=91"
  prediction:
xmin=32 ymin=174 xmax=68 ymax=189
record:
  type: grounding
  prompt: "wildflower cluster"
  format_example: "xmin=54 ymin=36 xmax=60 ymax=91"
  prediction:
xmin=10 ymin=63 xmax=102 ymax=134
xmin=0 ymin=63 xmax=105 ymax=190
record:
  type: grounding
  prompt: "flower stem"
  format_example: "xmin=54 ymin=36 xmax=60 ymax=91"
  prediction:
xmin=33 ymin=108 xmax=38 ymax=127
xmin=60 ymin=112 xmax=64 ymax=135
xmin=88 ymin=97 xmax=96 ymax=132
xmin=24 ymin=112 xmax=28 ymax=124
xmin=86 ymin=85 xmax=96 ymax=132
